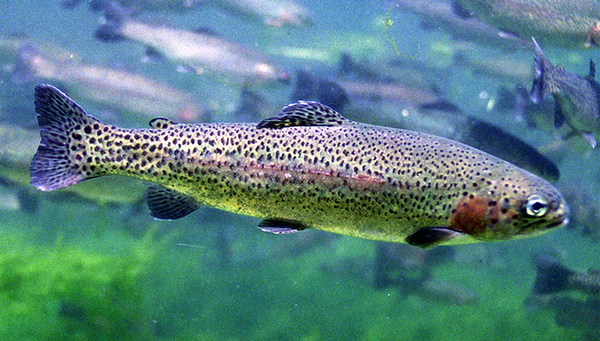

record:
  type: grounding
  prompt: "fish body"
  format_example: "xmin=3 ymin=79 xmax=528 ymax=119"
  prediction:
xmin=30 ymin=85 xmax=568 ymax=248
xmin=530 ymin=39 xmax=600 ymax=148
xmin=96 ymin=4 xmax=290 ymax=85
xmin=455 ymin=0 xmax=600 ymax=48
xmin=210 ymin=0 xmax=312 ymax=27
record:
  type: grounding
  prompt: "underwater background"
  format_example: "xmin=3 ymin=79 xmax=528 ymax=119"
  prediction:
xmin=0 ymin=0 xmax=598 ymax=340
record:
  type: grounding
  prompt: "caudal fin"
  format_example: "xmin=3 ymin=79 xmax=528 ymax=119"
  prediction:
xmin=30 ymin=84 xmax=99 ymax=191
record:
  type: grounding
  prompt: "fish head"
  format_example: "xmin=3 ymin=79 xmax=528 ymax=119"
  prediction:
xmin=449 ymin=176 xmax=569 ymax=243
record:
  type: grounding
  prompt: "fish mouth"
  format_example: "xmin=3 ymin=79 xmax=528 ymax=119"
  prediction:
xmin=519 ymin=215 xmax=569 ymax=235
xmin=542 ymin=217 xmax=569 ymax=230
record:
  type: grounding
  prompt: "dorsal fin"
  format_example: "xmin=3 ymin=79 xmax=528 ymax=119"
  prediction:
xmin=257 ymin=101 xmax=348 ymax=129
xmin=149 ymin=118 xmax=176 ymax=129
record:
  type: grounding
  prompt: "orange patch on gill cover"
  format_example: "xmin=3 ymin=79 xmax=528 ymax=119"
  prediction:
xmin=450 ymin=196 xmax=491 ymax=236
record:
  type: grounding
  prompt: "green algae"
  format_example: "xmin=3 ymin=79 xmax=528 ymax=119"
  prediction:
xmin=0 ymin=226 xmax=163 ymax=341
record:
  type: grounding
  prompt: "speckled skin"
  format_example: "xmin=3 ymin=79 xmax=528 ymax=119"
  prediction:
xmin=31 ymin=85 xmax=568 ymax=246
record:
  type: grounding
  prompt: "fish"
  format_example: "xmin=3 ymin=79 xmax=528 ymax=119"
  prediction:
xmin=525 ymin=254 xmax=600 ymax=338
xmin=530 ymin=39 xmax=600 ymax=148
xmin=95 ymin=2 xmax=290 ymax=85
xmin=295 ymin=57 xmax=461 ymax=114
xmin=209 ymin=0 xmax=312 ymax=27
xmin=30 ymin=84 xmax=569 ymax=248
xmin=390 ymin=0 xmax=529 ymax=49
xmin=548 ymin=296 xmax=600 ymax=337
xmin=532 ymin=255 xmax=600 ymax=296
xmin=63 ymin=0 xmax=310 ymax=28
xmin=62 ymin=0 xmax=202 ymax=12
xmin=454 ymin=0 xmax=600 ymax=48
xmin=10 ymin=42 xmax=205 ymax=124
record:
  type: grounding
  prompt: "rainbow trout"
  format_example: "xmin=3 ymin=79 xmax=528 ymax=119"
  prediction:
xmin=30 ymin=85 xmax=569 ymax=248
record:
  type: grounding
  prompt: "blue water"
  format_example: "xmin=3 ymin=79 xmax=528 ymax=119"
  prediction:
xmin=0 ymin=1 xmax=598 ymax=340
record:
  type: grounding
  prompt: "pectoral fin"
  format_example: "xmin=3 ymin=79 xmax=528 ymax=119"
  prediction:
xmin=146 ymin=185 xmax=200 ymax=220
xmin=405 ymin=227 xmax=463 ymax=248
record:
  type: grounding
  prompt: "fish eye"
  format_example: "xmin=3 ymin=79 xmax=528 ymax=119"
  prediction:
xmin=525 ymin=195 xmax=548 ymax=217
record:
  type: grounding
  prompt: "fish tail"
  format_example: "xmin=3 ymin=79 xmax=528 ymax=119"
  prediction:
xmin=532 ymin=255 xmax=573 ymax=295
xmin=530 ymin=38 xmax=554 ymax=104
xmin=30 ymin=84 xmax=103 ymax=191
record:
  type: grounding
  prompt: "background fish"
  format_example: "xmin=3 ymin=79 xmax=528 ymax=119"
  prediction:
xmin=30 ymin=84 xmax=568 ymax=248
xmin=5 ymin=40 xmax=205 ymax=125
xmin=209 ymin=0 xmax=312 ymax=27
xmin=532 ymin=255 xmax=599 ymax=296
xmin=530 ymin=39 xmax=600 ymax=148
xmin=525 ymin=254 xmax=600 ymax=338
xmin=390 ymin=0 xmax=529 ymax=49
xmin=63 ymin=0 xmax=203 ymax=12
xmin=455 ymin=0 xmax=600 ymax=48
xmin=95 ymin=3 xmax=290 ymax=85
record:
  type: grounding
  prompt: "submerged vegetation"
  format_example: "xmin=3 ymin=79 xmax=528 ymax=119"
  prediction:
xmin=0 ymin=205 xmax=163 ymax=341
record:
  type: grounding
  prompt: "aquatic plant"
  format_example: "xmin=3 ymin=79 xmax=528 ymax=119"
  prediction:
xmin=0 ymin=228 xmax=162 ymax=341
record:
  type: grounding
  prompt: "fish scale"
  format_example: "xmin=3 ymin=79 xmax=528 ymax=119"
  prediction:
xmin=30 ymin=84 xmax=568 ymax=248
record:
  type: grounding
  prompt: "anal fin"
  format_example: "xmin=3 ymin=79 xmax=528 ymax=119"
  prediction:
xmin=146 ymin=185 xmax=200 ymax=220
xmin=258 ymin=219 xmax=307 ymax=234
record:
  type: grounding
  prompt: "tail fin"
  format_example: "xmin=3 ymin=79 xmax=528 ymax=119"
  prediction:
xmin=30 ymin=84 xmax=100 ymax=191
xmin=532 ymin=255 xmax=574 ymax=295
